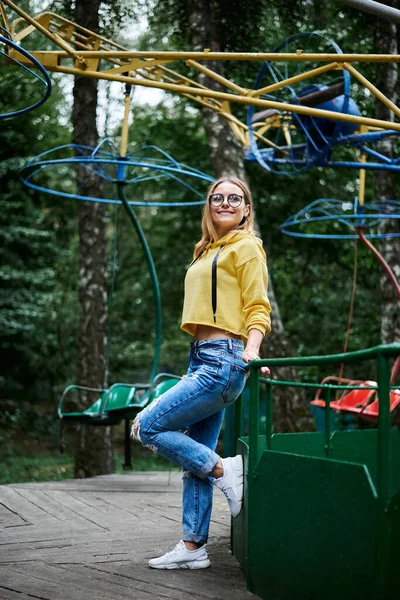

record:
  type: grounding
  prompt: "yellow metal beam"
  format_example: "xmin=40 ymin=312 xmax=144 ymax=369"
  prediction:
xmin=358 ymin=152 xmax=367 ymax=207
xmin=2 ymin=2 xmax=400 ymax=64
xmin=0 ymin=1 xmax=9 ymax=30
xmin=4 ymin=2 xmax=79 ymax=58
xmin=186 ymin=59 xmax=249 ymax=95
xmin=343 ymin=62 xmax=400 ymax=120
xmin=3 ymin=0 xmax=400 ymax=148
xmin=249 ymin=62 xmax=339 ymax=98
xmin=31 ymin=63 xmax=400 ymax=133
xmin=7 ymin=47 xmax=400 ymax=64
xmin=120 ymin=92 xmax=131 ymax=158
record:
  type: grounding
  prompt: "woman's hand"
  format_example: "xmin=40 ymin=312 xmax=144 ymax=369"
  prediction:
xmin=242 ymin=348 xmax=271 ymax=377
xmin=243 ymin=329 xmax=271 ymax=376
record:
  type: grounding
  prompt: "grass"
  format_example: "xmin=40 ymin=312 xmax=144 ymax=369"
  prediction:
xmin=0 ymin=406 xmax=181 ymax=485
xmin=0 ymin=454 xmax=75 ymax=485
xmin=0 ymin=445 xmax=179 ymax=486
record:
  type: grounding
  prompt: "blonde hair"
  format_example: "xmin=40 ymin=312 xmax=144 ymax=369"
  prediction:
xmin=194 ymin=177 xmax=255 ymax=259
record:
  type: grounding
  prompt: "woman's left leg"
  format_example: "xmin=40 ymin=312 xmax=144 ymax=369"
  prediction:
xmin=134 ymin=362 xmax=233 ymax=478
xmin=182 ymin=409 xmax=225 ymax=545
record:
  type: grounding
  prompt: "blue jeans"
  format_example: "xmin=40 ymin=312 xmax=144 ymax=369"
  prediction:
xmin=136 ymin=338 xmax=247 ymax=544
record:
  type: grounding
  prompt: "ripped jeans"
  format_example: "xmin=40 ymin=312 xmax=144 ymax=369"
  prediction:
xmin=133 ymin=338 xmax=247 ymax=544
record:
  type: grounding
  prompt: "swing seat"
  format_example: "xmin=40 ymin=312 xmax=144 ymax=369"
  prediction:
xmin=60 ymin=397 xmax=104 ymax=422
xmin=311 ymin=377 xmax=377 ymax=414
xmin=311 ymin=357 xmax=399 ymax=417
xmin=58 ymin=386 xmax=122 ymax=425
xmin=360 ymin=389 xmax=400 ymax=422
xmin=103 ymin=375 xmax=181 ymax=420
xmin=123 ymin=376 xmax=181 ymax=419
xmin=151 ymin=377 xmax=180 ymax=400
xmin=330 ymin=383 xmax=376 ymax=414
xmin=102 ymin=384 xmax=138 ymax=416
xmin=58 ymin=376 xmax=181 ymax=424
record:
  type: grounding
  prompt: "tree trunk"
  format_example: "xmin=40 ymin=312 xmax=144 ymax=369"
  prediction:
xmin=185 ymin=0 xmax=315 ymax=432
xmin=374 ymin=1 xmax=400 ymax=348
xmin=72 ymin=0 xmax=113 ymax=477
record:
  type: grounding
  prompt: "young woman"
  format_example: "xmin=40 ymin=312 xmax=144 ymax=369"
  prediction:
xmin=132 ymin=177 xmax=271 ymax=569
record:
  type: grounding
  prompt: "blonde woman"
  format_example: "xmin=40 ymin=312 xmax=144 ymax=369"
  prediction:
xmin=132 ymin=177 xmax=271 ymax=569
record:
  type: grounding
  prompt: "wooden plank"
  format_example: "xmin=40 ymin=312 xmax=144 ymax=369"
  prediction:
xmin=10 ymin=471 xmax=182 ymax=493
xmin=0 ymin=563 xmax=137 ymax=600
xmin=12 ymin=489 xmax=109 ymax=531
xmin=94 ymin=559 xmax=258 ymax=600
xmin=0 ymin=501 xmax=31 ymax=530
xmin=0 ymin=586 xmax=51 ymax=600
xmin=0 ymin=487 xmax=52 ymax=522
xmin=0 ymin=474 xmax=259 ymax=600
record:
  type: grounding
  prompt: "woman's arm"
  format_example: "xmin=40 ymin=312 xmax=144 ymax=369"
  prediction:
xmin=242 ymin=328 xmax=270 ymax=376
xmin=236 ymin=247 xmax=271 ymax=376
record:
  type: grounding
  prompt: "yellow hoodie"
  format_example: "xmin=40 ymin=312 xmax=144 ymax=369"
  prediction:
xmin=181 ymin=231 xmax=271 ymax=342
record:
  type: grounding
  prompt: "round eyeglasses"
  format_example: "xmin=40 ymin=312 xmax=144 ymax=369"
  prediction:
xmin=209 ymin=193 xmax=244 ymax=208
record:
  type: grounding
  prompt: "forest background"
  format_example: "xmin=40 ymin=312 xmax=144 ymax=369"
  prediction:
xmin=1 ymin=0 xmax=398 ymax=483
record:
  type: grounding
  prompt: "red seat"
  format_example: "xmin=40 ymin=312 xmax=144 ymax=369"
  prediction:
xmin=311 ymin=375 xmax=353 ymax=408
xmin=311 ymin=356 xmax=400 ymax=421
xmin=360 ymin=389 xmax=400 ymax=421
xmin=311 ymin=377 xmax=376 ymax=414
xmin=329 ymin=381 xmax=377 ymax=414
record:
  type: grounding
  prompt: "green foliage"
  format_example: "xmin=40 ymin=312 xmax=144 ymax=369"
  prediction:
xmin=1 ymin=0 xmax=394 ymax=476
xmin=0 ymin=36 xmax=72 ymax=401
xmin=107 ymin=101 xmax=212 ymax=382
xmin=0 ymin=454 xmax=74 ymax=484
xmin=49 ymin=0 xmax=141 ymax=37
xmin=0 ymin=450 xmax=178 ymax=484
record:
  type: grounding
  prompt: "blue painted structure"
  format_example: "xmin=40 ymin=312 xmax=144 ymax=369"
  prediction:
xmin=0 ymin=26 xmax=51 ymax=119
xmin=20 ymin=141 xmax=213 ymax=206
xmin=246 ymin=32 xmax=400 ymax=175
xmin=281 ymin=197 xmax=400 ymax=239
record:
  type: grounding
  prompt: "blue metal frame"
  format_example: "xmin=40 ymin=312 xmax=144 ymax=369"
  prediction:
xmin=281 ymin=197 xmax=400 ymax=239
xmin=20 ymin=141 xmax=213 ymax=206
xmin=0 ymin=27 xmax=51 ymax=119
xmin=246 ymin=32 xmax=400 ymax=175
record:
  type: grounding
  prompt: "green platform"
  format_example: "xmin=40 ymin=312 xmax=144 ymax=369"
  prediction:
xmin=232 ymin=344 xmax=400 ymax=600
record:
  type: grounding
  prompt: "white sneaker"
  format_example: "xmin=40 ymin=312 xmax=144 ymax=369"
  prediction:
xmin=148 ymin=540 xmax=211 ymax=569
xmin=213 ymin=455 xmax=243 ymax=517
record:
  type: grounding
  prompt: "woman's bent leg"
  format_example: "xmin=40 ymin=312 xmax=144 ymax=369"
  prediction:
xmin=136 ymin=364 xmax=229 ymax=477
xmin=182 ymin=410 xmax=225 ymax=545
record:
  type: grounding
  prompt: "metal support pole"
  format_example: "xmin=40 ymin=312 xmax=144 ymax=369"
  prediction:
xmin=337 ymin=0 xmax=400 ymax=24
xmin=324 ymin=388 xmax=332 ymax=458
xmin=117 ymin=184 xmax=162 ymax=384
xmin=265 ymin=381 xmax=273 ymax=450
xmin=223 ymin=404 xmax=236 ymax=458
xmin=0 ymin=2 xmax=9 ymax=30
xmin=358 ymin=151 xmax=367 ymax=206
xmin=376 ymin=351 xmax=392 ymax=598
xmin=123 ymin=419 xmax=133 ymax=469
xmin=234 ymin=391 xmax=243 ymax=441
xmin=120 ymin=83 xmax=133 ymax=159
xmin=357 ymin=227 xmax=400 ymax=299
xmin=248 ymin=367 xmax=260 ymax=478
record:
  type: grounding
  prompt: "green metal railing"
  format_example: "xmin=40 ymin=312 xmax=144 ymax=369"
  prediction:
xmin=245 ymin=343 xmax=399 ymax=597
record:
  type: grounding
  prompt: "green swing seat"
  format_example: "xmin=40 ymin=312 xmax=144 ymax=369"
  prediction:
xmin=58 ymin=374 xmax=181 ymax=425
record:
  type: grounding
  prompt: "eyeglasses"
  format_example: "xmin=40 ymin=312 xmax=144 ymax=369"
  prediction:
xmin=208 ymin=193 xmax=244 ymax=208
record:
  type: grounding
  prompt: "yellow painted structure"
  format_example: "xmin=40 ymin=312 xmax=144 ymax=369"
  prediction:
xmin=1 ymin=0 xmax=400 ymax=157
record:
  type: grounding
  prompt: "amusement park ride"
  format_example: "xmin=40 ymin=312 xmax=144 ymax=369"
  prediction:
xmin=1 ymin=0 xmax=399 ymax=597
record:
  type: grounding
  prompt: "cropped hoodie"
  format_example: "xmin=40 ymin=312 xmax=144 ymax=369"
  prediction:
xmin=181 ymin=231 xmax=271 ymax=342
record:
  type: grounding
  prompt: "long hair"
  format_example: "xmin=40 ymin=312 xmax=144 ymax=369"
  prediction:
xmin=193 ymin=177 xmax=255 ymax=259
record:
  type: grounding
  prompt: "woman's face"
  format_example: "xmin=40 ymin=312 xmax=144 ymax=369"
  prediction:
xmin=209 ymin=181 xmax=250 ymax=238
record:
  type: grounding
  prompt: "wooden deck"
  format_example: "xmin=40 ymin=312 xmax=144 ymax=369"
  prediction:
xmin=0 ymin=471 xmax=259 ymax=600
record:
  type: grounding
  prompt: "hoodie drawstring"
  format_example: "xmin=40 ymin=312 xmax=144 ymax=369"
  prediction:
xmin=211 ymin=243 xmax=225 ymax=323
